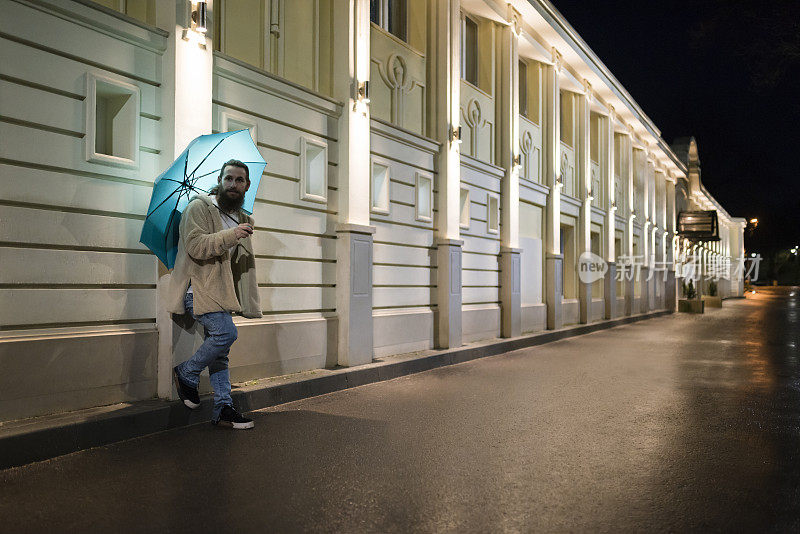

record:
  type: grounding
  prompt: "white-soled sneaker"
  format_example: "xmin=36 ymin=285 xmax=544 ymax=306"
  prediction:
xmin=213 ymin=405 xmax=254 ymax=429
xmin=173 ymin=366 xmax=200 ymax=409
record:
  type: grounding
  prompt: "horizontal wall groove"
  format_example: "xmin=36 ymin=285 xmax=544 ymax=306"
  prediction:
xmin=0 ymin=241 xmax=152 ymax=255
xmin=263 ymin=170 xmax=299 ymax=183
xmin=254 ymin=198 xmax=337 ymax=215
xmin=257 ymin=283 xmax=335 ymax=288
xmin=373 ymin=241 xmax=434 ymax=250
xmin=213 ymin=99 xmax=337 ymax=143
xmin=0 ymin=318 xmax=156 ymax=332
xmin=390 ymin=200 xmax=415 ymax=208
xmin=462 ymin=301 xmax=500 ymax=306
xmin=260 ymin=308 xmax=336 ymax=315
xmin=0 ymin=199 xmax=146 ymax=220
xmin=255 ymin=227 xmax=335 ymax=239
xmin=373 ymin=262 xmax=435 ymax=269
xmin=373 ymin=284 xmax=435 ymax=288
xmin=254 ymin=255 xmax=335 ymax=263
xmin=520 ymin=197 xmax=546 ymax=207
xmin=0 ymin=115 xmax=83 ymax=138
xmin=0 ymin=73 xmax=83 ymax=100
xmin=369 ymin=151 xmax=436 ymax=174
xmin=372 ymin=218 xmax=434 ymax=232
xmin=257 ymin=141 xmax=299 ymax=157
xmin=462 ymin=285 xmax=499 ymax=288
xmin=0 ymin=158 xmax=154 ymax=187
xmin=462 ymin=267 xmax=500 ymax=272
xmin=462 ymin=250 xmax=500 ymax=257
xmin=460 ymin=232 xmax=500 ymax=242
xmin=140 ymin=112 xmax=160 ymax=121
xmin=373 ymin=304 xmax=436 ymax=310
xmin=461 ymin=180 xmax=501 ymax=195
xmin=0 ymin=32 xmax=160 ymax=87
xmin=0 ymin=283 xmax=155 ymax=290
xmin=140 ymin=146 xmax=159 ymax=154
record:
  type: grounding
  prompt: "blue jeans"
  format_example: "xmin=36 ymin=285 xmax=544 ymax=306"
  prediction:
xmin=175 ymin=293 xmax=236 ymax=421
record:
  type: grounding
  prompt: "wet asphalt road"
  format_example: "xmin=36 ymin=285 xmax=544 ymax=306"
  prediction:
xmin=1 ymin=287 xmax=799 ymax=533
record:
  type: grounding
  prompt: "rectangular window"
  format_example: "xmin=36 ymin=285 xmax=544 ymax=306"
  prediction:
xmin=221 ymin=111 xmax=257 ymax=143
xmin=518 ymin=60 xmax=527 ymax=117
xmin=487 ymin=193 xmax=499 ymax=234
xmin=463 ymin=16 xmax=478 ymax=86
xmin=300 ymin=137 xmax=328 ymax=203
xmin=560 ymin=90 xmax=574 ymax=147
xmin=415 ymin=172 xmax=433 ymax=222
xmin=371 ymin=158 xmax=390 ymax=214
xmin=460 ymin=188 xmax=470 ymax=229
xmin=372 ymin=0 xmax=407 ymax=41
xmin=85 ymin=72 xmax=140 ymax=169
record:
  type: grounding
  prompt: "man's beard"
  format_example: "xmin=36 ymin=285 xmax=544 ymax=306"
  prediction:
xmin=216 ymin=188 xmax=245 ymax=212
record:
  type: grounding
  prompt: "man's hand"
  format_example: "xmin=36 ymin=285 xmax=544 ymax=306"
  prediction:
xmin=234 ymin=223 xmax=254 ymax=240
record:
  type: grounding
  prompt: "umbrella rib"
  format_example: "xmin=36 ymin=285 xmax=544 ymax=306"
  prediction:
xmin=145 ymin=186 xmax=183 ymax=219
xmin=186 ymin=136 xmax=230 ymax=182
xmin=162 ymin=186 xmax=194 ymax=258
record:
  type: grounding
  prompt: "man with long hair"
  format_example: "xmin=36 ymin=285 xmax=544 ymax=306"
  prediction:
xmin=165 ymin=159 xmax=261 ymax=429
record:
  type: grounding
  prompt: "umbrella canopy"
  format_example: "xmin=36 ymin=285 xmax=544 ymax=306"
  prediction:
xmin=139 ymin=130 xmax=267 ymax=268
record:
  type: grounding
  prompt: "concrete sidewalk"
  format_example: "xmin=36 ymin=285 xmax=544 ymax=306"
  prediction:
xmin=0 ymin=310 xmax=669 ymax=470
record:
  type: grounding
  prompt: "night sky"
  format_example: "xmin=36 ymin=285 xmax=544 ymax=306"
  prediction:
xmin=551 ymin=0 xmax=800 ymax=253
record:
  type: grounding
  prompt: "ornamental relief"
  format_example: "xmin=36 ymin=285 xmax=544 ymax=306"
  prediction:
xmin=372 ymin=52 xmax=426 ymax=135
xmin=460 ymin=97 xmax=494 ymax=162
xmin=519 ymin=130 xmax=541 ymax=183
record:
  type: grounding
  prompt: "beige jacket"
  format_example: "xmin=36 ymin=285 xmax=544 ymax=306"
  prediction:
xmin=166 ymin=195 xmax=262 ymax=318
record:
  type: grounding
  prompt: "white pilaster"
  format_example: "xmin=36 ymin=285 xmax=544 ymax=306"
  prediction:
xmin=499 ymin=9 xmax=521 ymax=338
xmin=155 ymin=0 xmax=215 ymax=400
xmin=434 ymin=0 xmax=463 ymax=348
xmin=577 ymin=86 xmax=591 ymax=324
xmin=603 ymin=109 xmax=616 ymax=319
xmin=544 ymin=53 xmax=562 ymax=330
xmin=333 ymin=0 xmax=374 ymax=366
xmin=624 ymin=134 xmax=634 ymax=316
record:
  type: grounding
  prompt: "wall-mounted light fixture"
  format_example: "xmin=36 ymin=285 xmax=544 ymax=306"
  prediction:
xmin=555 ymin=176 xmax=564 ymax=189
xmin=193 ymin=1 xmax=207 ymax=33
xmin=450 ymin=125 xmax=462 ymax=145
xmin=512 ymin=154 xmax=521 ymax=168
xmin=352 ymin=80 xmax=370 ymax=112
xmin=182 ymin=1 xmax=208 ymax=46
xmin=631 ymin=211 xmax=637 ymax=220
xmin=357 ymin=80 xmax=370 ymax=103
xmin=611 ymin=201 xmax=617 ymax=212
xmin=586 ymin=189 xmax=594 ymax=202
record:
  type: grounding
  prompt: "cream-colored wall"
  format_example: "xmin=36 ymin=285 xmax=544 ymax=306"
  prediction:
xmin=93 ymin=0 xmax=157 ymax=25
xmin=460 ymin=14 xmax=496 ymax=164
xmin=0 ymin=0 xmax=164 ymax=420
xmin=370 ymin=25 xmax=427 ymax=135
xmin=216 ymin=0 xmax=333 ymax=96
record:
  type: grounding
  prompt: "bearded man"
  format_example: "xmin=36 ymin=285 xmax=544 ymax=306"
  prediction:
xmin=166 ymin=159 xmax=261 ymax=429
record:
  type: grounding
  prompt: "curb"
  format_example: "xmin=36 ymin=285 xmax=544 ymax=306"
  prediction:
xmin=0 ymin=309 xmax=671 ymax=470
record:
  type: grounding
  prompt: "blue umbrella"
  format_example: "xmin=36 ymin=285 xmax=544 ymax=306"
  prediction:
xmin=139 ymin=130 xmax=267 ymax=268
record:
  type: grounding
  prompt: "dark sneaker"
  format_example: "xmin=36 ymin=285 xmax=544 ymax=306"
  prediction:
xmin=213 ymin=405 xmax=254 ymax=430
xmin=172 ymin=366 xmax=200 ymax=409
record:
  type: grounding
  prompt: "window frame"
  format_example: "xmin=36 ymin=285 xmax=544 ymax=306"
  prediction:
xmin=371 ymin=0 xmax=407 ymax=42
xmin=461 ymin=14 xmax=479 ymax=87
xmin=415 ymin=171 xmax=434 ymax=223
xmin=299 ymin=136 xmax=329 ymax=204
xmin=84 ymin=72 xmax=140 ymax=169
xmin=370 ymin=156 xmax=392 ymax=215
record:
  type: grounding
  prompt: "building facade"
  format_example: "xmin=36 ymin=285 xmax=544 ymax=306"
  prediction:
xmin=0 ymin=0 xmax=745 ymax=422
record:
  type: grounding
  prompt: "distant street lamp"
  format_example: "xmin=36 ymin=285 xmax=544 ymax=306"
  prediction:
xmin=747 ymin=217 xmax=759 ymax=236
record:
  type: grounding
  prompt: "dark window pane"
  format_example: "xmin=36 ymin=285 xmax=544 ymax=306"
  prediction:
xmin=387 ymin=0 xmax=406 ymax=41
xmin=518 ymin=60 xmax=527 ymax=116
xmin=464 ymin=17 xmax=478 ymax=86
xmin=370 ymin=0 xmax=379 ymax=25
